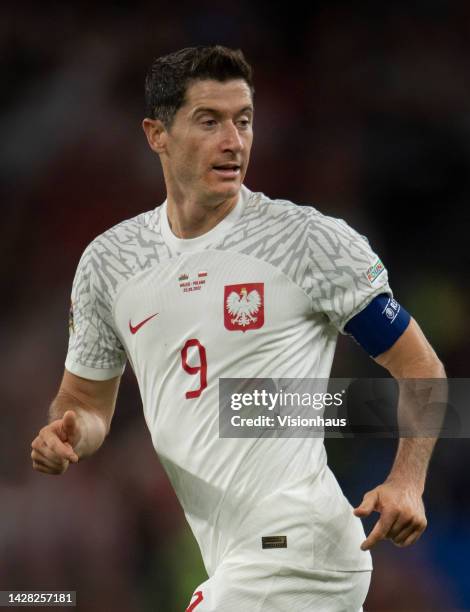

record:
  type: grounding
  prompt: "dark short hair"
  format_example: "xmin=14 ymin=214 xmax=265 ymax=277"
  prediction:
xmin=144 ymin=45 xmax=254 ymax=127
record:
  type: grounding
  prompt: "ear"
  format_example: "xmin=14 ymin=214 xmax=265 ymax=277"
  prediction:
xmin=142 ymin=118 xmax=168 ymax=154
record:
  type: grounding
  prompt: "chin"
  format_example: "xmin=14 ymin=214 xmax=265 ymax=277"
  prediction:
xmin=222 ymin=184 xmax=240 ymax=196
xmin=207 ymin=183 xmax=240 ymax=201
xmin=202 ymin=172 xmax=245 ymax=202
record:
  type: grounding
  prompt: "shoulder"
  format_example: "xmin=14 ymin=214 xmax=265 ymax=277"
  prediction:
xmin=245 ymin=187 xmax=317 ymax=222
xmin=83 ymin=209 xmax=158 ymax=258
xmin=243 ymin=187 xmax=371 ymax=248
xmin=77 ymin=206 xmax=167 ymax=268
xmin=72 ymin=207 xmax=168 ymax=296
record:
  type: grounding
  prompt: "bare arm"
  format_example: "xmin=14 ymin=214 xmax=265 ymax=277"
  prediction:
xmin=354 ymin=318 xmax=446 ymax=549
xmin=376 ymin=318 xmax=446 ymax=491
xmin=31 ymin=369 xmax=121 ymax=475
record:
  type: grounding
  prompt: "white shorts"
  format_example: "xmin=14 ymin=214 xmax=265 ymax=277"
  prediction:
xmin=185 ymin=562 xmax=371 ymax=611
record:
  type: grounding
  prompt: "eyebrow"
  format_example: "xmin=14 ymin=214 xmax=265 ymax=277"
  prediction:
xmin=192 ymin=106 xmax=254 ymax=118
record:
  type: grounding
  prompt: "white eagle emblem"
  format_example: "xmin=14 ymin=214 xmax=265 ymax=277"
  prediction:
xmin=226 ymin=287 xmax=262 ymax=327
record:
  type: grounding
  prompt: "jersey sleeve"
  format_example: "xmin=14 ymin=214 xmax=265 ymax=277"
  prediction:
xmin=65 ymin=241 xmax=126 ymax=380
xmin=304 ymin=213 xmax=392 ymax=332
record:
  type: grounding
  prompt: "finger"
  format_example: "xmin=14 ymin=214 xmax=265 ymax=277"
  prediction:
xmin=33 ymin=462 xmax=63 ymax=475
xmin=61 ymin=411 xmax=78 ymax=441
xmin=387 ymin=515 xmax=414 ymax=540
xmin=398 ymin=528 xmax=425 ymax=548
xmin=394 ymin=517 xmax=427 ymax=546
xmin=49 ymin=419 xmax=68 ymax=443
xmin=48 ymin=438 xmax=79 ymax=463
xmin=31 ymin=444 xmax=76 ymax=468
xmin=31 ymin=448 xmax=68 ymax=471
xmin=31 ymin=447 xmax=66 ymax=469
xmin=41 ymin=437 xmax=78 ymax=463
xmin=32 ymin=459 xmax=61 ymax=474
xmin=392 ymin=523 xmax=417 ymax=546
xmin=32 ymin=458 xmax=68 ymax=475
xmin=354 ymin=490 xmax=379 ymax=518
xmin=39 ymin=432 xmax=78 ymax=463
xmin=361 ymin=511 xmax=399 ymax=551
xmin=32 ymin=436 xmax=62 ymax=458
xmin=32 ymin=460 xmax=53 ymax=474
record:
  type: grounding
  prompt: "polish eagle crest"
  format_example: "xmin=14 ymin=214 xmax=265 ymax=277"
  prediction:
xmin=226 ymin=286 xmax=262 ymax=327
xmin=224 ymin=283 xmax=265 ymax=331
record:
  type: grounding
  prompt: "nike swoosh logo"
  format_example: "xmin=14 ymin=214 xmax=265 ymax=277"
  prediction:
xmin=129 ymin=313 xmax=158 ymax=335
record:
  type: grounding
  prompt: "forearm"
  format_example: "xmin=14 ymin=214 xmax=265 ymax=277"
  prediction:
xmin=388 ymin=356 xmax=447 ymax=492
xmin=49 ymin=390 xmax=107 ymax=458
xmin=386 ymin=437 xmax=436 ymax=494
xmin=359 ymin=319 xmax=445 ymax=549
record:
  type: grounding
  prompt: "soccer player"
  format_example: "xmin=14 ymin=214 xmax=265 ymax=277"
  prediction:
xmin=31 ymin=46 xmax=445 ymax=611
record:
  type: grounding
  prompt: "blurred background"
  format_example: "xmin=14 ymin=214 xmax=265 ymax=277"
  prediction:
xmin=1 ymin=1 xmax=470 ymax=610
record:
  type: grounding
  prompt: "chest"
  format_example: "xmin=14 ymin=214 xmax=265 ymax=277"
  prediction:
xmin=115 ymin=250 xmax=311 ymax=349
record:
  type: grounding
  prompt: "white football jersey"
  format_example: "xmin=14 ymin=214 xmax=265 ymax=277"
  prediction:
xmin=66 ymin=185 xmax=391 ymax=575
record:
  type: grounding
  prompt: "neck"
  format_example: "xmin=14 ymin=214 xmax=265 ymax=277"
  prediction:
xmin=166 ymin=188 xmax=240 ymax=239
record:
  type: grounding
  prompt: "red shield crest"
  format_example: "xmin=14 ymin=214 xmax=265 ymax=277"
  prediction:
xmin=224 ymin=283 xmax=264 ymax=332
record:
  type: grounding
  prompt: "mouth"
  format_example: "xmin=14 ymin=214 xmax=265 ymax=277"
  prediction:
xmin=212 ymin=163 xmax=241 ymax=179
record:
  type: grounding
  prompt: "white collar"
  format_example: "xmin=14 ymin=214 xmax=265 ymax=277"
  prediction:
xmin=159 ymin=185 xmax=251 ymax=253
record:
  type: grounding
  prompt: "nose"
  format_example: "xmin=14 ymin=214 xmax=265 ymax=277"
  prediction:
xmin=220 ymin=120 xmax=244 ymax=153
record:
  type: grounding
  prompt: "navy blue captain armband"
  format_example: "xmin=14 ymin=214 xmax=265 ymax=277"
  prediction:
xmin=344 ymin=294 xmax=411 ymax=358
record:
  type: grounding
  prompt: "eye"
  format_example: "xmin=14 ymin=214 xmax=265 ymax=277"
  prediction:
xmin=202 ymin=119 xmax=217 ymax=127
xmin=237 ymin=119 xmax=251 ymax=129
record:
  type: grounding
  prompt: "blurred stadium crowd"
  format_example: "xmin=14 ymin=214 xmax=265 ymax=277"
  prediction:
xmin=1 ymin=1 xmax=469 ymax=610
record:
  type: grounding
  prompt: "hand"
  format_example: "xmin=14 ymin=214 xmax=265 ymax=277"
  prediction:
xmin=31 ymin=410 xmax=81 ymax=475
xmin=353 ymin=479 xmax=427 ymax=550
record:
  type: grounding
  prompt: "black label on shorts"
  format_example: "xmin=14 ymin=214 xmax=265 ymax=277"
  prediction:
xmin=262 ymin=536 xmax=287 ymax=549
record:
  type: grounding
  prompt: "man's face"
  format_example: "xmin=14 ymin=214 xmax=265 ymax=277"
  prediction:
xmin=160 ymin=79 xmax=254 ymax=205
